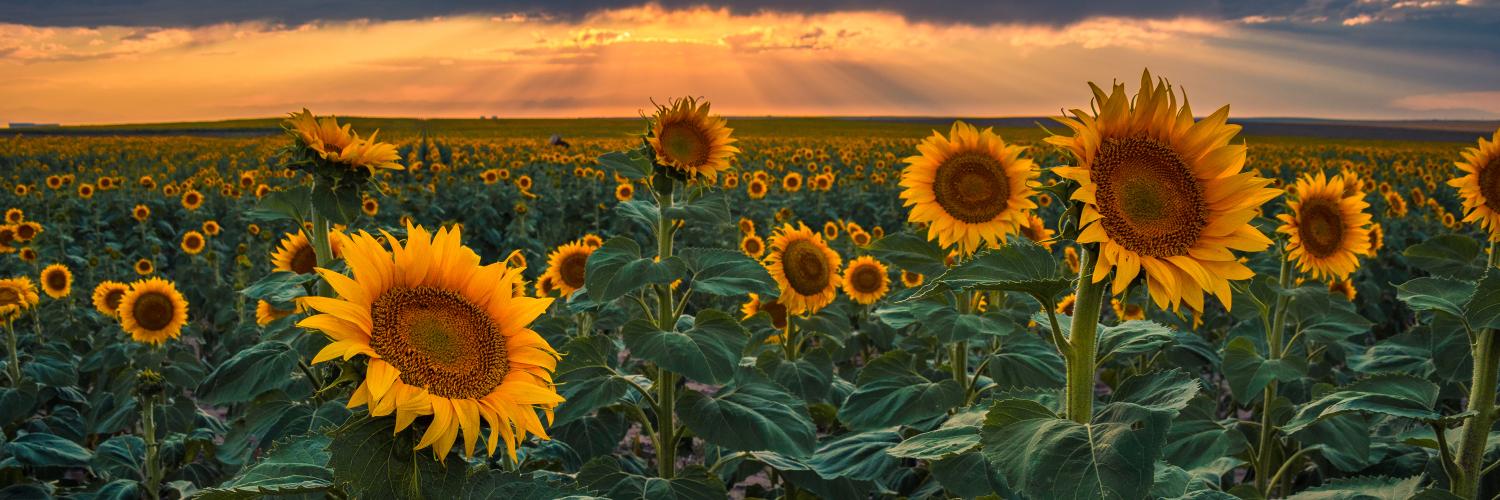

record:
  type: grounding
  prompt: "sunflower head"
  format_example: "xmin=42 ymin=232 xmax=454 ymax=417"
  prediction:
xmin=134 ymin=258 xmax=155 ymax=276
xmin=647 ymin=97 xmax=739 ymax=181
xmin=182 ymin=190 xmax=203 ymax=211
xmin=615 ymin=183 xmax=634 ymax=202
xmin=118 ymin=278 xmax=189 ymax=346
xmin=255 ymin=299 xmax=295 ymax=326
xmin=181 ymin=231 xmax=207 ymax=255
xmin=40 ymin=264 xmax=72 ymax=299
xmin=901 ymin=121 xmax=1039 ymax=255
xmin=765 ymin=223 xmax=842 ymax=315
xmin=1277 ymin=172 xmax=1373 ymax=281
xmin=747 ymin=179 xmax=768 ymax=199
xmin=900 ymin=270 xmax=924 ymax=288
xmin=543 ymin=241 xmax=596 ymax=297
xmin=133 ymin=205 xmax=151 ymax=222
xmin=271 ymin=231 xmax=319 ymax=275
xmin=740 ymin=234 xmax=766 ymax=258
xmin=4 ymin=208 xmax=22 ymax=224
xmin=741 ymin=292 xmax=789 ymax=330
xmin=297 ymin=224 xmax=562 ymax=461
xmin=1046 ymin=69 xmax=1281 ymax=312
xmin=92 ymin=281 xmax=130 ymax=318
xmin=841 ymin=256 xmax=890 ymax=305
xmin=0 ymin=277 xmax=39 ymax=319
xmin=1450 ymin=128 xmax=1500 ymax=240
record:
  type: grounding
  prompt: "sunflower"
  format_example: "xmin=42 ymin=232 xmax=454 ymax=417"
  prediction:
xmin=1112 ymin=299 xmax=1146 ymax=321
xmin=117 ymin=278 xmax=189 ymax=346
xmin=78 ymin=183 xmax=95 ymax=199
xmin=648 ymin=97 xmax=738 ymax=181
xmin=1056 ymin=294 xmax=1077 ymax=315
xmin=362 ymin=197 xmax=379 ymax=217
xmin=181 ymin=231 xmax=207 ymax=255
xmin=202 ymin=220 xmax=221 ymax=236
xmin=901 ymin=121 xmax=1039 ymax=255
xmin=284 ymin=109 xmax=403 ymax=173
xmin=182 ymin=190 xmax=204 ymax=211
xmin=255 ymin=300 xmax=295 ymax=326
xmin=535 ymin=275 xmax=557 ymax=297
xmin=1277 ymin=172 xmax=1373 ymax=281
xmin=92 ymin=281 xmax=129 ymax=318
xmin=482 ymin=170 xmax=500 ymax=184
xmin=900 ymin=270 xmax=924 ymax=288
xmin=4 ymin=209 xmax=21 ymax=224
xmin=134 ymin=258 xmax=154 ymax=276
xmin=822 ymin=221 xmax=840 ymax=241
xmin=1328 ymin=279 xmax=1356 ymax=302
xmin=39 ymin=264 xmax=72 ymax=299
xmin=542 ymin=241 xmax=596 ymax=297
xmin=1451 ymin=128 xmax=1500 ymax=240
xmin=1046 ymin=70 xmax=1281 ymax=311
xmin=740 ymin=234 xmax=765 ymax=258
xmin=505 ymin=250 xmax=527 ymax=270
xmin=1367 ymin=222 xmax=1384 ymax=253
xmin=782 ymin=172 xmax=803 ymax=193
xmin=516 ymin=175 xmax=533 ymax=191
xmin=614 ymin=183 xmax=634 ymax=202
xmin=741 ymin=292 xmax=790 ymax=332
xmin=297 ymin=224 xmax=562 ymax=460
xmin=723 ymin=175 xmax=740 ymax=189
xmin=747 ymin=179 xmax=769 ymax=200
xmin=1020 ymin=213 xmax=1055 ymax=249
xmin=764 ymin=223 xmax=842 ymax=315
xmin=14 ymin=222 xmax=40 ymax=242
xmin=18 ymin=247 xmax=35 ymax=263
xmin=738 ymin=217 xmax=756 ymax=235
xmin=271 ymin=231 xmax=319 ymax=275
xmin=841 ymin=256 xmax=890 ymax=305
xmin=132 ymin=205 xmax=151 ymax=223
xmin=850 ymin=230 xmax=871 ymax=247
xmin=0 ymin=277 xmax=39 ymax=319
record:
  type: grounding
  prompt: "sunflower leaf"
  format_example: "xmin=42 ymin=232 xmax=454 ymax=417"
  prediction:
xmin=1402 ymin=234 xmax=1483 ymax=278
xmin=583 ymin=237 xmax=687 ymax=303
xmin=1281 ymin=373 xmax=1442 ymax=434
xmin=1221 ymin=336 xmax=1306 ymax=404
xmin=867 ymin=231 xmax=948 ymax=278
xmin=907 ymin=237 xmax=1070 ymax=303
xmin=980 ymin=397 xmax=1169 ymax=500
xmin=676 ymin=375 xmax=818 ymax=458
xmin=837 ymin=350 xmax=965 ymax=430
xmin=678 ymin=247 xmax=778 ymax=298
xmin=597 ymin=149 xmax=653 ymax=181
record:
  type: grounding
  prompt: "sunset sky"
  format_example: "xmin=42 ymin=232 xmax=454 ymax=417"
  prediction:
xmin=2 ymin=1 xmax=1498 ymax=124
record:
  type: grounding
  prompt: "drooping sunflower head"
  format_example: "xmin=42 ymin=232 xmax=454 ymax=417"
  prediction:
xmin=1450 ymin=128 xmax=1500 ymax=240
xmin=648 ymin=97 xmax=738 ymax=181
xmin=765 ymin=223 xmax=842 ymax=315
xmin=1329 ymin=279 xmax=1357 ymax=302
xmin=901 ymin=121 xmax=1039 ymax=255
xmin=181 ymin=231 xmax=207 ymax=255
xmin=543 ymin=241 xmax=596 ymax=297
xmin=0 ymin=277 xmax=39 ymax=319
xmin=1046 ymin=69 xmax=1281 ymax=312
xmin=297 ymin=224 xmax=562 ymax=461
xmin=1277 ymin=172 xmax=1373 ymax=281
xmin=271 ymin=231 xmax=319 ymax=275
xmin=92 ymin=281 xmax=130 ymax=318
xmin=841 ymin=256 xmax=891 ymax=305
xmin=118 ymin=278 xmax=189 ymax=346
xmin=40 ymin=264 xmax=72 ymax=299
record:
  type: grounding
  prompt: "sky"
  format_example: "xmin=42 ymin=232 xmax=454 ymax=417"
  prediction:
xmin=1 ymin=1 xmax=1498 ymax=124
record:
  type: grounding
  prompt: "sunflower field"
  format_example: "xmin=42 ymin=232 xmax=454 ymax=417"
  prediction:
xmin=1 ymin=71 xmax=1500 ymax=500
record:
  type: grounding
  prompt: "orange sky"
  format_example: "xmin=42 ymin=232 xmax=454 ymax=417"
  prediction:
xmin=1 ymin=5 xmax=1497 ymax=124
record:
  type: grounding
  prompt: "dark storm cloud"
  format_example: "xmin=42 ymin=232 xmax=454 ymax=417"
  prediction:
xmin=0 ymin=0 xmax=1491 ymax=27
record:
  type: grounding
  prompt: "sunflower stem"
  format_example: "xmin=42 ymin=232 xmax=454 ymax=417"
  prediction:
xmin=652 ymin=170 xmax=678 ymax=480
xmin=1256 ymin=254 xmax=1294 ymax=495
xmin=308 ymin=180 xmax=334 ymax=298
xmin=1064 ymin=244 xmax=1106 ymax=424
xmin=141 ymin=390 xmax=162 ymax=500
xmin=5 ymin=318 xmax=19 ymax=386
xmin=1455 ymin=240 xmax=1500 ymax=498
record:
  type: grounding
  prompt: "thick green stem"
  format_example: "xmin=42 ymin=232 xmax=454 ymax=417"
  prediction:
xmin=653 ymin=173 xmax=678 ymax=480
xmin=142 ymin=393 xmax=162 ymax=500
xmin=1456 ymin=323 xmax=1500 ymax=497
xmin=5 ymin=320 xmax=19 ymax=385
xmin=1257 ymin=255 xmax=1294 ymax=495
xmin=1065 ymin=245 xmax=1107 ymax=424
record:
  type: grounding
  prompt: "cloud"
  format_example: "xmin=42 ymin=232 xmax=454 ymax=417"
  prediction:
xmin=1392 ymin=90 xmax=1500 ymax=115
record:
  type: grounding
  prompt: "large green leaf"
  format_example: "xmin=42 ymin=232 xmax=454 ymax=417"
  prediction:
xmin=663 ymin=190 xmax=731 ymax=227
xmin=1108 ymin=369 xmax=1200 ymax=418
xmin=910 ymin=238 xmax=1071 ymax=302
xmin=577 ymin=457 xmax=725 ymax=500
xmin=621 ymin=309 xmax=747 ymax=385
xmin=1221 ymin=336 xmax=1306 ymax=404
xmin=1467 ymin=270 xmax=1500 ymax=331
xmin=197 ymin=433 xmax=332 ymax=499
xmin=836 ymin=351 xmax=965 ymax=430
xmin=554 ymin=336 xmax=644 ymax=427
xmin=922 ymin=307 xmax=1014 ymax=343
xmin=1396 ymin=277 xmax=1477 ymax=320
xmin=1282 ymin=374 xmax=1442 ymax=434
xmin=980 ymin=398 xmax=1168 ymax=500
xmin=326 ymin=413 xmax=471 ymax=499
xmin=1283 ymin=475 xmax=1423 ymax=500
xmin=985 ymin=333 xmax=1065 ymax=389
xmin=806 ymin=430 xmax=902 ymax=483
xmin=678 ymin=247 xmax=777 ymax=298
xmin=91 ymin=435 xmax=144 ymax=481
xmin=245 ymin=184 xmax=311 ymax=223
xmin=197 ymin=341 xmax=301 ymax=406
xmin=239 ymin=271 xmax=316 ymax=306
xmin=584 ymin=237 xmax=687 ymax=303
xmin=886 ymin=425 xmax=979 ymax=460
xmin=866 ymin=231 xmax=947 ymax=278
xmin=1098 ymin=320 xmax=1177 ymax=364
xmin=756 ymin=348 xmax=834 ymax=402
xmin=676 ymin=377 xmax=817 ymax=458
xmin=597 ymin=148 xmax=653 ymax=181
xmin=3 ymin=432 xmax=92 ymax=467
xmin=1402 ymin=234 xmax=1482 ymax=278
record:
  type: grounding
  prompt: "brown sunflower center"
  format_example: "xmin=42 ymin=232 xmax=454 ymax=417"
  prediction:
xmin=782 ymin=239 xmax=830 ymax=296
xmin=0 ymin=288 xmax=20 ymax=307
xmin=1481 ymin=155 xmax=1500 ymax=211
xmin=849 ymin=265 xmax=884 ymax=294
xmin=1298 ymin=197 xmax=1346 ymax=258
xmin=560 ymin=252 xmax=589 ymax=289
xmin=132 ymin=292 xmax=176 ymax=331
xmin=1092 ymin=136 xmax=1207 ymax=257
xmin=104 ymin=289 xmax=125 ymax=312
xmin=659 ymin=122 xmax=711 ymax=167
xmin=44 ymin=270 xmax=66 ymax=291
xmin=743 ymin=237 xmax=763 ymax=255
xmin=186 ymin=235 xmax=203 ymax=249
xmin=369 ymin=286 xmax=508 ymax=399
xmin=291 ymin=245 xmax=317 ymax=275
xmin=933 ymin=152 xmax=1010 ymax=224
xmin=762 ymin=300 xmax=789 ymax=329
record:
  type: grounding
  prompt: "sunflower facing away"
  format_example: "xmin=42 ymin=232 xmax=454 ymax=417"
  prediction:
xmin=841 ymin=256 xmax=891 ymax=305
xmin=1277 ymin=172 xmax=1373 ymax=281
xmin=0 ymin=277 xmax=39 ymax=319
xmin=92 ymin=281 xmax=130 ymax=318
xmin=118 ymin=278 xmax=189 ymax=346
xmin=1046 ymin=70 xmax=1281 ymax=312
xmin=542 ymin=241 xmax=596 ymax=298
xmin=1451 ymin=127 xmax=1500 ymax=240
xmin=764 ymin=223 xmax=842 ymax=315
xmin=297 ymin=225 xmax=563 ymax=460
xmin=648 ymin=97 xmax=738 ymax=181
xmin=901 ymin=121 xmax=1039 ymax=255
xmin=40 ymin=264 xmax=72 ymax=299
